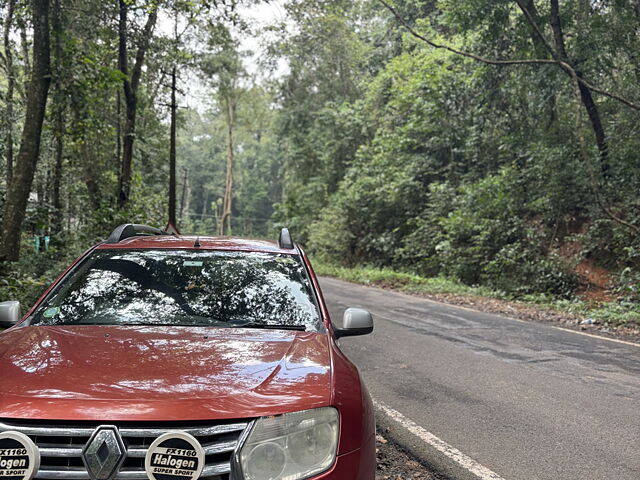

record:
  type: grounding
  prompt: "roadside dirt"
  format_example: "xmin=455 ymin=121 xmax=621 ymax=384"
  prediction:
xmin=376 ymin=432 xmax=444 ymax=480
xmin=357 ymin=274 xmax=640 ymax=344
xmin=407 ymin=290 xmax=640 ymax=345
xmin=574 ymin=258 xmax=613 ymax=303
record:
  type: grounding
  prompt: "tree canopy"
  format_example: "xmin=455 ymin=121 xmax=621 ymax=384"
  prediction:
xmin=1 ymin=0 xmax=640 ymax=309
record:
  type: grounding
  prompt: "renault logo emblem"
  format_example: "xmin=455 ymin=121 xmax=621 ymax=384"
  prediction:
xmin=82 ymin=426 xmax=126 ymax=480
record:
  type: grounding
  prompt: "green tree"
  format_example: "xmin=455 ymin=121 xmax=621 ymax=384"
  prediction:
xmin=1 ymin=0 xmax=51 ymax=261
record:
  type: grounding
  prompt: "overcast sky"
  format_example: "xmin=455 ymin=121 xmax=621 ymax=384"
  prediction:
xmin=157 ymin=1 xmax=289 ymax=112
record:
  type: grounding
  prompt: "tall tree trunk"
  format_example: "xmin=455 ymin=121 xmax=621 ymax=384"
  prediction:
xmin=201 ymin=189 xmax=209 ymax=217
xmin=117 ymin=0 xmax=157 ymax=208
xmin=549 ymin=0 xmax=567 ymax=58
xmin=116 ymin=88 xmax=122 ymax=169
xmin=3 ymin=0 xmax=16 ymax=187
xmin=117 ymin=0 xmax=135 ymax=208
xmin=168 ymin=66 xmax=177 ymax=228
xmin=631 ymin=0 xmax=640 ymax=82
xmin=50 ymin=0 xmax=64 ymax=235
xmin=51 ymin=120 xmax=64 ymax=233
xmin=219 ymin=96 xmax=235 ymax=236
xmin=179 ymin=168 xmax=188 ymax=221
xmin=19 ymin=24 xmax=31 ymax=80
xmin=525 ymin=0 xmax=557 ymax=128
xmin=548 ymin=0 xmax=609 ymax=179
xmin=0 ymin=0 xmax=51 ymax=261
xmin=576 ymin=81 xmax=609 ymax=178
xmin=82 ymin=139 xmax=100 ymax=210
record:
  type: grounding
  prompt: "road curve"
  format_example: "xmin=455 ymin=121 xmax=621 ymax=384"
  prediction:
xmin=320 ymin=277 xmax=640 ymax=480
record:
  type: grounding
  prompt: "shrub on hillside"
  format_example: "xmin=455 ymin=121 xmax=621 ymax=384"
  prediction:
xmin=400 ymin=168 xmax=579 ymax=297
xmin=483 ymin=244 xmax=578 ymax=298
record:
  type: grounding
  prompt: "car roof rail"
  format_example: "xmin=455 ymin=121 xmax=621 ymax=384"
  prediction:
xmin=278 ymin=227 xmax=294 ymax=249
xmin=106 ymin=224 xmax=169 ymax=244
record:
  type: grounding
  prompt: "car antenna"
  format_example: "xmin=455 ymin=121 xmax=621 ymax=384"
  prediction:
xmin=194 ymin=236 xmax=201 ymax=248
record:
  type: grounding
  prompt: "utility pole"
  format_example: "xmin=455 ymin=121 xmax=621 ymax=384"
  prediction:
xmin=168 ymin=66 xmax=177 ymax=229
xmin=219 ymin=95 xmax=236 ymax=236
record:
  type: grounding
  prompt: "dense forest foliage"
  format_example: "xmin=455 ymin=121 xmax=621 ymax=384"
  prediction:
xmin=1 ymin=0 xmax=640 ymax=311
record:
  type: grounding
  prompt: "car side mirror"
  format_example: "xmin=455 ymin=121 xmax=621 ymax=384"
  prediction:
xmin=0 ymin=301 xmax=20 ymax=328
xmin=335 ymin=308 xmax=373 ymax=338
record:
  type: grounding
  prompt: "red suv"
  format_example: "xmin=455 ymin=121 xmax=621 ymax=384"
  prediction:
xmin=0 ymin=225 xmax=375 ymax=480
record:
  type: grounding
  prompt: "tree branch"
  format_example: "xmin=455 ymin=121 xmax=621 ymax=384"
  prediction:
xmin=569 ymin=69 xmax=640 ymax=234
xmin=118 ymin=0 xmax=133 ymax=103
xmin=548 ymin=0 xmax=568 ymax=59
xmin=513 ymin=0 xmax=564 ymax=63
xmin=378 ymin=0 xmax=557 ymax=67
xmin=571 ymin=76 xmax=640 ymax=111
xmin=380 ymin=0 xmax=639 ymax=233
xmin=377 ymin=0 xmax=640 ymax=111
xmin=131 ymin=6 xmax=158 ymax=93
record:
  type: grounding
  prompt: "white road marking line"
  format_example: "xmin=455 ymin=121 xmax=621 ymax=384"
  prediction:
xmin=374 ymin=399 xmax=506 ymax=480
xmin=551 ymin=326 xmax=640 ymax=348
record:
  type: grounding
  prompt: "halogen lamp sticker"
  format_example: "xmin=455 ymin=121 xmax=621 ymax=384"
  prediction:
xmin=144 ymin=432 xmax=204 ymax=480
xmin=0 ymin=432 xmax=40 ymax=480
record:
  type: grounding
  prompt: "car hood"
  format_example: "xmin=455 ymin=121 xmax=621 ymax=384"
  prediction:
xmin=0 ymin=325 xmax=332 ymax=421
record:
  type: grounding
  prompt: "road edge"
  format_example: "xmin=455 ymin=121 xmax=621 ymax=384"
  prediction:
xmin=373 ymin=400 xmax=505 ymax=480
xmin=319 ymin=276 xmax=640 ymax=348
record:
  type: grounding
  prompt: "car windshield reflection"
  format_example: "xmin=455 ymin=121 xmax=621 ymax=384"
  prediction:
xmin=30 ymin=250 xmax=321 ymax=331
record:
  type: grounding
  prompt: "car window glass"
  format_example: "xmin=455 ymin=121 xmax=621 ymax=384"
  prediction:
xmin=30 ymin=250 xmax=321 ymax=331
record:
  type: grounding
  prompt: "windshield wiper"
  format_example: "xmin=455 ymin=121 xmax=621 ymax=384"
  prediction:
xmin=231 ymin=321 xmax=306 ymax=331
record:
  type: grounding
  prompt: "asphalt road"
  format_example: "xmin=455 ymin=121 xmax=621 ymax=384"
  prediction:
xmin=320 ymin=277 xmax=640 ymax=480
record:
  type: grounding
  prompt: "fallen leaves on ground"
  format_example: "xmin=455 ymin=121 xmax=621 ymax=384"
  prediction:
xmin=408 ymin=292 xmax=640 ymax=345
xmin=376 ymin=431 xmax=442 ymax=480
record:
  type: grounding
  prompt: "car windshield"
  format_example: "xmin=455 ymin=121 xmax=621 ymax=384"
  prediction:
xmin=30 ymin=249 xmax=322 ymax=331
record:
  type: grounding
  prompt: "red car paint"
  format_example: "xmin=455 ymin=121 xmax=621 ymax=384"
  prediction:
xmin=0 ymin=235 xmax=375 ymax=477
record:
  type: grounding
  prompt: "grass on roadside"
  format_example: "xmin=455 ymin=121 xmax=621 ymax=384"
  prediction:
xmin=312 ymin=260 xmax=640 ymax=329
xmin=313 ymin=260 xmax=497 ymax=297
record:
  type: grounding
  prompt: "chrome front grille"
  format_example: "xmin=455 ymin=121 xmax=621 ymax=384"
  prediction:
xmin=0 ymin=419 xmax=250 ymax=480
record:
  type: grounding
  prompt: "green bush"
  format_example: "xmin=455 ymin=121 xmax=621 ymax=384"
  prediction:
xmin=483 ymin=244 xmax=578 ymax=298
xmin=395 ymin=167 xmax=578 ymax=297
xmin=0 ymin=247 xmax=71 ymax=312
xmin=613 ymin=266 xmax=640 ymax=303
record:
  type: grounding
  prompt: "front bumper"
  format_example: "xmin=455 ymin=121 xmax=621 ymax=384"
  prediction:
xmin=311 ymin=433 xmax=376 ymax=480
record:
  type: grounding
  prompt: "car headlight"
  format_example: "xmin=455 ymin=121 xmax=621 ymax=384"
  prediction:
xmin=238 ymin=407 xmax=339 ymax=480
